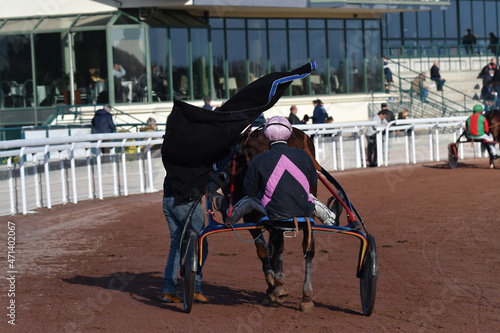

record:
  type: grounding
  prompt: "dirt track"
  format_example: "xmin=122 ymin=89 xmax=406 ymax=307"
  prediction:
xmin=1 ymin=158 xmax=500 ymax=332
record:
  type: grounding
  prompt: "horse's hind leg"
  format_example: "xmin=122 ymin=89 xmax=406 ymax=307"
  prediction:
xmin=249 ymin=229 xmax=275 ymax=300
xmin=269 ymin=229 xmax=288 ymax=304
xmin=300 ymin=229 xmax=315 ymax=312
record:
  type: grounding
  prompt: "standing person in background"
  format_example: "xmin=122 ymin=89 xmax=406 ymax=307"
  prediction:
xmin=312 ymin=99 xmax=328 ymax=124
xmin=113 ymin=63 xmax=128 ymax=103
xmin=140 ymin=117 xmax=157 ymax=132
xmin=91 ymin=104 xmax=116 ymax=154
xmin=383 ymin=55 xmax=393 ymax=83
xmin=489 ymin=32 xmax=499 ymax=56
xmin=462 ymin=29 xmax=477 ymax=54
xmin=288 ymin=105 xmax=302 ymax=125
xmin=430 ymin=60 xmax=446 ymax=92
xmin=91 ymin=104 xmax=115 ymax=134
xmin=365 ymin=110 xmax=387 ymax=168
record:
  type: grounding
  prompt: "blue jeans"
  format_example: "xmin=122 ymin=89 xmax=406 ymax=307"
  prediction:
xmin=162 ymin=197 xmax=207 ymax=294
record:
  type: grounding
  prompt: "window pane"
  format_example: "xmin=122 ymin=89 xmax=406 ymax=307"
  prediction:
xmin=170 ymin=28 xmax=189 ymax=100
xmin=384 ymin=13 xmax=401 ymax=39
xmin=327 ymin=19 xmax=343 ymax=29
xmin=308 ymin=29 xmax=326 ymax=95
xmin=289 ymin=29 xmax=307 ymax=96
xmin=74 ymin=31 xmax=108 ymax=105
xmin=346 ymin=29 xmax=363 ymax=93
xmin=417 ymin=11 xmax=430 ymax=39
xmin=268 ymin=30 xmax=287 ymax=73
xmin=431 ymin=8 xmax=444 ymax=39
xmin=211 ymin=28 xmax=225 ymax=99
xmin=0 ymin=35 xmax=32 ymax=108
xmin=35 ymin=33 xmax=65 ymax=105
xmin=289 ymin=19 xmax=306 ymax=29
xmin=210 ymin=18 xmax=224 ymax=29
xmin=226 ymin=29 xmax=246 ymax=96
xmin=459 ymin=0 xmax=472 ymax=40
xmin=150 ymin=28 xmax=169 ymax=101
xmin=36 ymin=17 xmax=76 ymax=31
xmin=74 ymin=14 xmax=113 ymax=28
xmin=472 ymin=1 xmax=485 ymax=45
xmin=403 ymin=12 xmax=417 ymax=39
xmin=364 ymin=28 xmax=382 ymax=92
xmin=226 ymin=18 xmax=244 ymax=29
xmin=248 ymin=29 xmax=267 ymax=80
xmin=485 ymin=1 xmax=497 ymax=43
xmin=346 ymin=20 xmax=362 ymax=29
xmin=192 ymin=28 xmax=209 ymax=100
xmin=444 ymin=0 xmax=457 ymax=39
xmin=308 ymin=19 xmax=325 ymax=29
xmin=1 ymin=19 xmax=38 ymax=33
xmin=268 ymin=19 xmax=286 ymax=29
xmin=248 ymin=19 xmax=266 ymax=29
xmin=327 ymin=29 xmax=345 ymax=93
xmin=365 ymin=20 xmax=379 ymax=30
xmin=111 ymin=27 xmax=148 ymax=103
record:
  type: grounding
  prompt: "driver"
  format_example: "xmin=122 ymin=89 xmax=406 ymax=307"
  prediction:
xmin=466 ymin=104 xmax=499 ymax=168
xmin=216 ymin=116 xmax=336 ymax=225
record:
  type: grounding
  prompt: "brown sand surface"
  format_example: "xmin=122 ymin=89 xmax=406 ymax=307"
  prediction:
xmin=1 ymin=159 xmax=499 ymax=332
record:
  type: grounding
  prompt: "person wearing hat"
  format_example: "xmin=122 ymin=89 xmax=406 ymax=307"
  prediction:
xmin=466 ymin=104 xmax=498 ymax=168
xmin=216 ymin=116 xmax=336 ymax=226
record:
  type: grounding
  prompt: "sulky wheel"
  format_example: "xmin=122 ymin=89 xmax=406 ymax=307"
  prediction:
xmin=182 ymin=229 xmax=198 ymax=313
xmin=448 ymin=144 xmax=458 ymax=169
xmin=359 ymin=234 xmax=378 ymax=316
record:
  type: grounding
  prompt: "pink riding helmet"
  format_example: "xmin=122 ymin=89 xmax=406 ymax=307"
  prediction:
xmin=264 ymin=116 xmax=292 ymax=141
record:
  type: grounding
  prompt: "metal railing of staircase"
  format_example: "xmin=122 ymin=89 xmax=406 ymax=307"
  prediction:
xmin=389 ymin=59 xmax=476 ymax=117
xmin=385 ymin=43 xmax=499 ymax=71
xmin=45 ymin=104 xmax=147 ymax=127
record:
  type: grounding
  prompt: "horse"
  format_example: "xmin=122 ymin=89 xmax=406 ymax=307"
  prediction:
xmin=217 ymin=126 xmax=322 ymax=312
xmin=486 ymin=109 xmax=500 ymax=141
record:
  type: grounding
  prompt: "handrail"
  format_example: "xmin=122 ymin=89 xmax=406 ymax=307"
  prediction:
xmin=385 ymin=43 xmax=498 ymax=68
xmin=390 ymin=58 xmax=476 ymax=114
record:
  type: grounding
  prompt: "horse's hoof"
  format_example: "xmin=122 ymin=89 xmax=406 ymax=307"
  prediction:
xmin=489 ymin=163 xmax=495 ymax=169
xmin=266 ymin=290 xmax=277 ymax=303
xmin=273 ymin=287 xmax=289 ymax=305
xmin=299 ymin=301 xmax=314 ymax=312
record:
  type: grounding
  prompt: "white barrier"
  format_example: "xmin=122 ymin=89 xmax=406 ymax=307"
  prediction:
xmin=0 ymin=117 xmax=487 ymax=216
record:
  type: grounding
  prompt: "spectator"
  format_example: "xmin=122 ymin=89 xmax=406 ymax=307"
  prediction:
xmin=113 ymin=63 xmax=128 ymax=103
xmin=312 ymin=99 xmax=328 ymax=124
xmin=365 ymin=110 xmax=388 ymax=167
xmin=91 ymin=104 xmax=116 ymax=154
xmin=326 ymin=116 xmax=333 ymax=123
xmin=398 ymin=109 xmax=409 ymax=120
xmin=151 ymin=65 xmax=168 ymax=101
xmin=288 ymin=105 xmax=302 ymax=125
xmin=202 ymin=96 xmax=213 ymax=110
xmin=140 ymin=117 xmax=157 ymax=132
xmin=411 ymin=72 xmax=431 ymax=102
xmin=91 ymin=104 xmax=115 ymax=134
xmin=478 ymin=58 xmax=498 ymax=86
xmin=383 ymin=55 xmax=393 ymax=83
xmin=489 ymin=32 xmax=499 ymax=56
xmin=480 ymin=79 xmax=498 ymax=108
xmin=462 ymin=29 xmax=477 ymax=55
xmin=430 ymin=60 xmax=446 ymax=92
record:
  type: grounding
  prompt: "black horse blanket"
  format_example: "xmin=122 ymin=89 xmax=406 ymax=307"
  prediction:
xmin=162 ymin=62 xmax=315 ymax=205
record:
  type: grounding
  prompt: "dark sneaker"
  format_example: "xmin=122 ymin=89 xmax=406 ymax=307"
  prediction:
xmin=160 ymin=293 xmax=182 ymax=303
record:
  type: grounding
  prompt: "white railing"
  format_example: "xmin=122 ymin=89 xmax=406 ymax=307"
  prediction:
xmin=0 ymin=117 xmax=486 ymax=216
xmin=0 ymin=132 xmax=165 ymax=216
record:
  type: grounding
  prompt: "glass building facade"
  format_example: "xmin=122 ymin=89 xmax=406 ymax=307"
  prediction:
xmin=0 ymin=10 xmax=384 ymax=127
xmin=383 ymin=0 xmax=500 ymax=57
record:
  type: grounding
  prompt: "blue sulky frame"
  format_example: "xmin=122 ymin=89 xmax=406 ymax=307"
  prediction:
xmin=180 ymin=145 xmax=378 ymax=315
